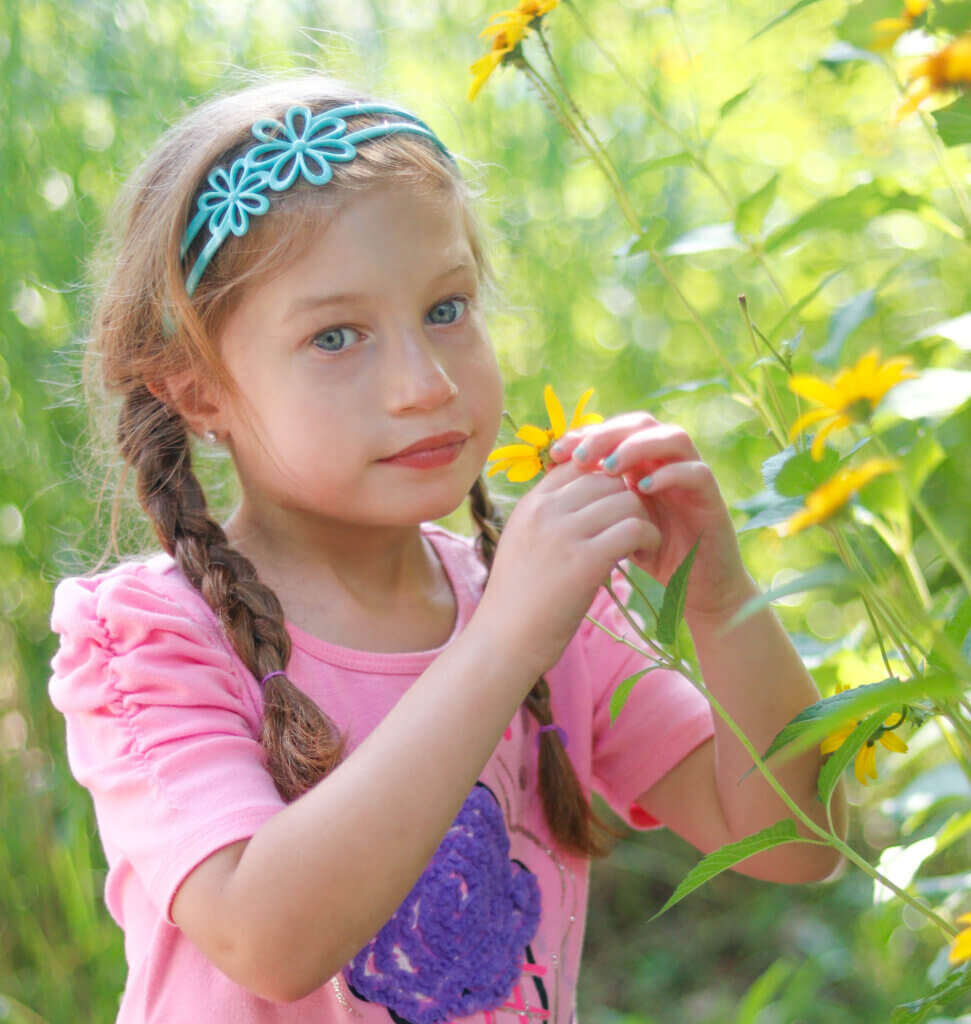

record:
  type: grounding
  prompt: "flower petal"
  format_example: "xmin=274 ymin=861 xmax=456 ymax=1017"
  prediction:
xmin=788 ymin=375 xmax=844 ymax=409
xmin=516 ymin=423 xmax=552 ymax=448
xmin=506 ymin=457 xmax=542 ymax=482
xmin=788 ymin=407 xmax=834 ymax=442
xmin=879 ymin=731 xmax=908 ymax=754
xmin=488 ymin=443 xmax=539 ymax=461
xmin=487 ymin=459 xmax=514 ymax=477
xmin=569 ymin=388 xmax=595 ymax=430
xmin=544 ymin=384 xmax=566 ymax=438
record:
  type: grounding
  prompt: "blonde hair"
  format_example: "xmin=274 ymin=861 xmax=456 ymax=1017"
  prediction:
xmin=89 ymin=74 xmax=611 ymax=857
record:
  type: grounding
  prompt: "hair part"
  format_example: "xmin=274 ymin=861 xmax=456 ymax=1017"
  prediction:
xmin=90 ymin=72 xmax=607 ymax=859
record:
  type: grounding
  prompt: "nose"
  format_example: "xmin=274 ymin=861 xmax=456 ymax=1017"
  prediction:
xmin=383 ymin=327 xmax=458 ymax=413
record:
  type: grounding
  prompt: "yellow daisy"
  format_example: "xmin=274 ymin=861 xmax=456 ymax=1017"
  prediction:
xmin=949 ymin=913 xmax=971 ymax=964
xmin=788 ymin=350 xmax=918 ymax=461
xmin=820 ymin=684 xmax=909 ymax=786
xmin=898 ymin=33 xmax=971 ymax=118
xmin=487 ymin=384 xmax=603 ymax=482
xmin=870 ymin=0 xmax=928 ymax=52
xmin=468 ymin=0 xmax=560 ymax=101
xmin=782 ymin=458 xmax=898 ymax=535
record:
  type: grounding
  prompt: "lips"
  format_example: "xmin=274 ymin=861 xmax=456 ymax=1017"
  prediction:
xmin=381 ymin=430 xmax=469 ymax=460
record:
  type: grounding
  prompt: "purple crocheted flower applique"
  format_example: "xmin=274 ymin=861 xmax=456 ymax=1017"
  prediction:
xmin=343 ymin=782 xmax=541 ymax=1024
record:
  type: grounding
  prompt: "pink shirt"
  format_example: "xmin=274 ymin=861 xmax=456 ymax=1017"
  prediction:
xmin=49 ymin=525 xmax=712 ymax=1023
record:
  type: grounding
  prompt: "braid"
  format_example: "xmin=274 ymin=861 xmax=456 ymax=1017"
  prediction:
xmin=119 ymin=385 xmax=344 ymax=802
xmin=468 ymin=478 xmax=614 ymax=858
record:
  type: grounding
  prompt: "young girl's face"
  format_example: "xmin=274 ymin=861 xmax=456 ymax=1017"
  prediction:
xmin=209 ymin=182 xmax=504 ymax=535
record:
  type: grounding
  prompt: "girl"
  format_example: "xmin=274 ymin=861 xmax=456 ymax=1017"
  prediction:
xmin=50 ymin=75 xmax=843 ymax=1023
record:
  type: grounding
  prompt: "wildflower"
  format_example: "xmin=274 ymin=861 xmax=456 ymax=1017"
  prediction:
xmin=898 ymin=33 xmax=971 ymax=118
xmin=487 ymin=384 xmax=602 ymax=482
xmin=949 ymin=913 xmax=971 ymax=964
xmin=870 ymin=0 xmax=928 ymax=52
xmin=788 ymin=349 xmax=918 ymax=461
xmin=782 ymin=459 xmax=897 ymax=535
xmin=468 ymin=0 xmax=560 ymax=101
xmin=820 ymin=684 xmax=909 ymax=786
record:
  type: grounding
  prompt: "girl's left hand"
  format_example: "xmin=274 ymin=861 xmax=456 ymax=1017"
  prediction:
xmin=549 ymin=412 xmax=755 ymax=624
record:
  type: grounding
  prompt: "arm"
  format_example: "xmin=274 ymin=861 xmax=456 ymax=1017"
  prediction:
xmin=550 ymin=414 xmax=846 ymax=883
xmin=172 ymin=460 xmax=663 ymax=1002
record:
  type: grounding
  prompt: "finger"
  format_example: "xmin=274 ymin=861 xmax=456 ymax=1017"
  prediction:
xmin=597 ymin=423 xmax=699 ymax=478
xmin=550 ymin=412 xmax=658 ymax=466
xmin=588 ymin=512 xmax=663 ymax=566
xmin=631 ymin=459 xmax=720 ymax=500
xmin=569 ymin=488 xmax=656 ymax=540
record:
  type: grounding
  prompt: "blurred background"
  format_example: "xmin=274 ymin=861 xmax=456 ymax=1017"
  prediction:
xmin=2 ymin=0 xmax=970 ymax=1020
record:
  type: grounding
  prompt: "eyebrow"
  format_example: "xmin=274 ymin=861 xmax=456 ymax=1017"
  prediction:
xmin=284 ymin=262 xmax=477 ymax=320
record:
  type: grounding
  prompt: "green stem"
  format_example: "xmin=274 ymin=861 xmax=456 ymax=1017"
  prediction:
xmin=873 ymin=436 xmax=971 ymax=594
xmin=738 ymin=296 xmax=790 ymax=447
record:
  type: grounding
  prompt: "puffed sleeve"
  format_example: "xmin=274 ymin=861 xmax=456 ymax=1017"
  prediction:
xmin=49 ymin=564 xmax=285 ymax=923
xmin=584 ymin=580 xmax=713 ymax=829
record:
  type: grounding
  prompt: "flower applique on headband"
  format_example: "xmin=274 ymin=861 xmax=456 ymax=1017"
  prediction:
xmin=180 ymin=103 xmax=453 ymax=295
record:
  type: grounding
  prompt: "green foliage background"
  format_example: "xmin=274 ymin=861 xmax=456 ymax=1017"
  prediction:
xmin=2 ymin=0 xmax=970 ymax=1020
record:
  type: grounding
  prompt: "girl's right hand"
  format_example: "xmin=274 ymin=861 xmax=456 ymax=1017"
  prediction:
xmin=476 ymin=459 xmax=660 ymax=679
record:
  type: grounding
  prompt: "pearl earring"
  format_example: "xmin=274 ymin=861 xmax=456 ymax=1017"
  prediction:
xmin=203 ymin=429 xmax=218 ymax=444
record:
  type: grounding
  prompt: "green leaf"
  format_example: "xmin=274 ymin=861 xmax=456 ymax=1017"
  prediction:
xmin=719 ymin=85 xmax=756 ymax=120
xmin=764 ymin=181 xmax=928 ymax=254
xmin=631 ymin=153 xmax=694 ymax=177
xmin=772 ymin=447 xmax=841 ymax=498
xmin=927 ymin=0 xmax=971 ymax=37
xmin=735 ymin=174 xmax=778 ymax=239
xmin=817 ymin=709 xmax=886 ymax=805
xmin=629 ymin=217 xmax=669 ymax=255
xmin=651 ymin=820 xmax=801 ymax=918
xmin=878 ymin=368 xmax=971 ymax=420
xmin=932 ymin=94 xmax=971 ymax=148
xmin=666 ymin=222 xmax=743 ymax=255
xmin=761 ymin=675 xmax=960 ymax=765
xmin=767 ymin=270 xmax=842 ymax=342
xmin=836 ymin=0 xmax=904 ymax=49
xmin=657 ymin=538 xmax=700 ymax=645
xmin=891 ymin=962 xmax=971 ymax=1023
xmin=610 ymin=668 xmax=650 ymax=723
xmin=722 ymin=565 xmax=853 ymax=631
xmin=816 ymin=288 xmax=876 ymax=367
xmin=736 ymin=493 xmax=804 ymax=533
xmin=735 ymin=960 xmax=795 ymax=1024
xmin=622 ymin=563 xmax=665 ymax=630
xmin=750 ymin=0 xmax=824 ymax=41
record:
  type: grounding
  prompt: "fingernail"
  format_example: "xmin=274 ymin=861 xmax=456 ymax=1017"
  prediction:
xmin=603 ymin=454 xmax=619 ymax=471
xmin=637 ymin=475 xmax=653 ymax=492
xmin=550 ymin=440 xmax=564 ymax=456
xmin=573 ymin=446 xmax=588 ymax=462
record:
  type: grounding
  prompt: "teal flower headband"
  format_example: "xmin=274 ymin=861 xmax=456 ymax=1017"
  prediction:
xmin=179 ymin=103 xmax=452 ymax=296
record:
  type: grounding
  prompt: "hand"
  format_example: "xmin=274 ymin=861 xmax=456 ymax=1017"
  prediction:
xmin=478 ymin=457 xmax=661 ymax=677
xmin=548 ymin=412 xmax=755 ymax=624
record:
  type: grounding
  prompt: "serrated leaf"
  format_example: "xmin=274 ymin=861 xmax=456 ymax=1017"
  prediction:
xmin=610 ymin=668 xmax=650 ymax=723
xmin=723 ymin=565 xmax=853 ymax=631
xmin=764 ymin=182 xmax=927 ymax=254
xmin=932 ymin=94 xmax=971 ymax=148
xmin=817 ymin=710 xmax=886 ymax=805
xmin=737 ymin=495 xmax=804 ymax=533
xmin=774 ymin=447 xmax=841 ymax=497
xmin=761 ymin=675 xmax=960 ymax=765
xmin=750 ymin=0 xmax=824 ymax=41
xmin=816 ymin=288 xmax=877 ymax=367
xmin=735 ymin=174 xmax=778 ymax=238
xmin=890 ymin=962 xmax=971 ymax=1023
xmin=651 ymin=820 xmax=801 ymax=918
xmin=657 ymin=539 xmax=700 ymax=645
xmin=622 ymin=563 xmax=665 ymax=630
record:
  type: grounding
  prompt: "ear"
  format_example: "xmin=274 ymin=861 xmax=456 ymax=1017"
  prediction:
xmin=146 ymin=371 xmax=227 ymax=440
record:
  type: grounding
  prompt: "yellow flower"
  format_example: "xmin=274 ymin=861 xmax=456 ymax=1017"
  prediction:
xmin=820 ymin=684 xmax=909 ymax=786
xmin=949 ymin=913 xmax=971 ymax=964
xmin=782 ymin=458 xmax=898 ymax=535
xmin=870 ymin=0 xmax=928 ymax=52
xmin=788 ymin=349 xmax=918 ymax=461
xmin=898 ymin=33 xmax=971 ymax=118
xmin=468 ymin=0 xmax=560 ymax=101
xmin=487 ymin=384 xmax=602 ymax=482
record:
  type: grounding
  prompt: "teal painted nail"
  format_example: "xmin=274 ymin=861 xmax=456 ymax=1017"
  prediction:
xmin=573 ymin=446 xmax=588 ymax=462
xmin=603 ymin=453 xmax=619 ymax=471
xmin=637 ymin=475 xmax=654 ymax=492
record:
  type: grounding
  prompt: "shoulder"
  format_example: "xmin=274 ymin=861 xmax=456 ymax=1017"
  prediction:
xmin=51 ymin=553 xmax=222 ymax=650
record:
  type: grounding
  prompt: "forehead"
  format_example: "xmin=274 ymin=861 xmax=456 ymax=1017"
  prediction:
xmin=255 ymin=185 xmax=476 ymax=307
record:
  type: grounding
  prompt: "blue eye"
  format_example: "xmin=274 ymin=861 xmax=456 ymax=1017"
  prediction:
xmin=311 ymin=326 xmax=359 ymax=352
xmin=426 ymin=297 xmax=467 ymax=325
